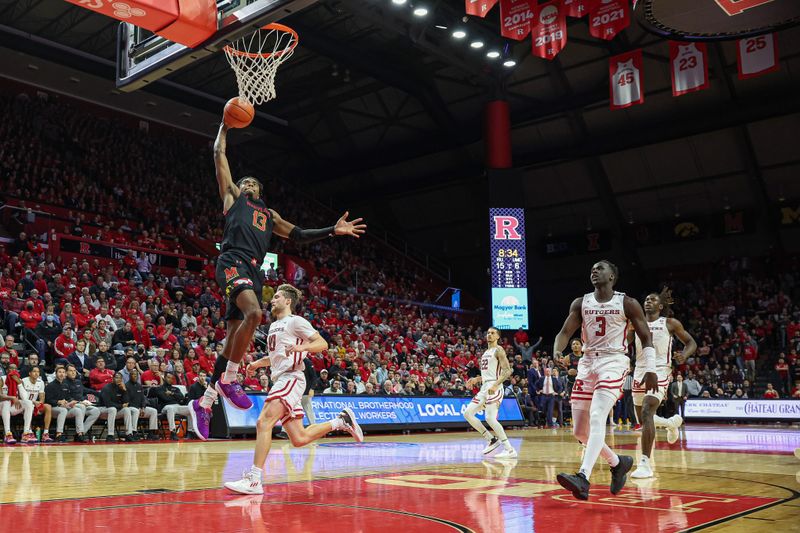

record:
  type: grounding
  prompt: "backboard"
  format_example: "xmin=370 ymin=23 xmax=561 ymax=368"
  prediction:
xmin=116 ymin=0 xmax=316 ymax=92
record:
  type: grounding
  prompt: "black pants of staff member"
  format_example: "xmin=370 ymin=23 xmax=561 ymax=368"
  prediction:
xmin=623 ymin=390 xmax=636 ymax=424
xmin=673 ymin=398 xmax=686 ymax=418
xmin=540 ymin=395 xmax=556 ymax=427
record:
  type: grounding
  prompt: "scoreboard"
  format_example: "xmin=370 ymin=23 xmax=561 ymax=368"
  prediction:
xmin=489 ymin=208 xmax=529 ymax=330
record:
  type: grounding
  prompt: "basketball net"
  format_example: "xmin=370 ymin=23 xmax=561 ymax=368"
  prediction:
xmin=223 ymin=23 xmax=298 ymax=106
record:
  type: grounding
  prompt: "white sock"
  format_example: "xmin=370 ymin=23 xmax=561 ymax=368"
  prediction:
xmin=330 ymin=417 xmax=344 ymax=431
xmin=653 ymin=415 xmax=669 ymax=428
xmin=579 ymin=392 xmax=618 ymax=480
xmin=249 ymin=465 xmax=263 ymax=478
xmin=199 ymin=387 xmax=218 ymax=409
xmin=43 ymin=429 xmax=49 ymax=434
xmin=482 ymin=430 xmax=494 ymax=441
xmin=222 ymin=360 xmax=240 ymax=384
xmin=501 ymin=438 xmax=513 ymax=451
xmin=640 ymin=455 xmax=651 ymax=464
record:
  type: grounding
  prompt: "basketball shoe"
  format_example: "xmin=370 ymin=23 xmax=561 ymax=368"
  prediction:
xmin=483 ymin=437 xmax=501 ymax=455
xmin=630 ymin=455 xmax=654 ymax=479
xmin=666 ymin=414 xmax=683 ymax=444
xmin=338 ymin=407 xmax=364 ymax=443
xmin=494 ymin=447 xmax=518 ymax=459
xmin=189 ymin=399 xmax=211 ymax=440
xmin=215 ymin=380 xmax=253 ymax=410
xmin=556 ymin=472 xmax=590 ymax=500
xmin=610 ymin=455 xmax=634 ymax=494
xmin=225 ymin=470 xmax=264 ymax=495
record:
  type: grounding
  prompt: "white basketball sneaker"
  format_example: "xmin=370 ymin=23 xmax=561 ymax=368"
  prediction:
xmin=482 ymin=437 xmax=501 ymax=455
xmin=666 ymin=414 xmax=683 ymax=444
xmin=224 ymin=470 xmax=264 ymax=495
xmin=338 ymin=407 xmax=364 ymax=443
xmin=494 ymin=447 xmax=518 ymax=459
xmin=630 ymin=456 xmax=654 ymax=479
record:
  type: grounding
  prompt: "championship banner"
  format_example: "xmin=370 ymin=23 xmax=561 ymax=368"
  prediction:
xmin=609 ymin=49 xmax=644 ymax=110
xmin=465 ymin=0 xmax=499 ymax=17
xmin=670 ymin=41 xmax=710 ymax=96
xmin=588 ymin=0 xmax=630 ymax=41
xmin=499 ymin=0 xmax=534 ymax=40
xmin=530 ymin=1 xmax=567 ymax=60
xmin=563 ymin=0 xmax=591 ymax=18
xmin=737 ymin=33 xmax=780 ymax=80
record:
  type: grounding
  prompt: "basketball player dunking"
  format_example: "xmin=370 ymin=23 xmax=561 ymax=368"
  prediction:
xmin=628 ymin=288 xmax=696 ymax=479
xmin=189 ymin=122 xmax=366 ymax=440
xmin=463 ymin=327 xmax=517 ymax=459
xmin=224 ymin=284 xmax=363 ymax=494
xmin=554 ymin=261 xmax=656 ymax=500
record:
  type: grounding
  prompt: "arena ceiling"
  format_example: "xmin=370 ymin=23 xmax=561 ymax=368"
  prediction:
xmin=1 ymin=0 xmax=799 ymax=298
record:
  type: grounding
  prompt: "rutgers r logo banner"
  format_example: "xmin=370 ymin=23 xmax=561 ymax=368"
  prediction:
xmin=493 ymin=216 xmax=522 ymax=239
xmin=714 ymin=0 xmax=775 ymax=16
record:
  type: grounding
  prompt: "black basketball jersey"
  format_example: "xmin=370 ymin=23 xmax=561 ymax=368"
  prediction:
xmin=220 ymin=193 xmax=274 ymax=262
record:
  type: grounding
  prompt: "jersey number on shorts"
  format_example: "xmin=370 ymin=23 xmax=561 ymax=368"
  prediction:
xmin=252 ymin=211 xmax=268 ymax=231
xmin=594 ymin=316 xmax=606 ymax=336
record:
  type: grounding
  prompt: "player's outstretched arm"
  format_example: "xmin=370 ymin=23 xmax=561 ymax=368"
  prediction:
xmin=246 ymin=356 xmax=271 ymax=374
xmin=554 ymin=297 xmax=582 ymax=366
xmin=214 ymin=123 xmax=239 ymax=211
xmin=668 ymin=318 xmax=697 ymax=363
xmin=625 ymin=296 xmax=657 ymax=392
xmin=270 ymin=209 xmax=366 ymax=242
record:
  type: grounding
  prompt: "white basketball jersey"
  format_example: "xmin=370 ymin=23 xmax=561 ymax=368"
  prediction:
xmin=581 ymin=291 xmax=628 ymax=355
xmin=480 ymin=347 xmax=499 ymax=383
xmin=612 ymin=59 xmax=641 ymax=107
xmin=266 ymin=315 xmax=316 ymax=380
xmin=635 ymin=317 xmax=672 ymax=369
xmin=672 ymin=43 xmax=706 ymax=93
xmin=19 ymin=377 xmax=44 ymax=402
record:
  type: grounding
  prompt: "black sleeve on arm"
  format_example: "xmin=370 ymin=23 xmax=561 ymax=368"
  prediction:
xmin=288 ymin=226 xmax=335 ymax=244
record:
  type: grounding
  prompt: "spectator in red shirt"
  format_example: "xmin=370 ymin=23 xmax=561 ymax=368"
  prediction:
xmin=775 ymin=357 xmax=790 ymax=395
xmin=141 ymin=359 xmax=164 ymax=387
xmin=513 ymin=328 xmax=528 ymax=346
xmin=54 ymin=324 xmax=77 ymax=365
xmin=198 ymin=346 xmax=216 ymax=374
xmin=132 ymin=319 xmax=152 ymax=350
xmin=763 ymin=383 xmax=779 ymax=399
xmin=0 ymin=335 xmax=20 ymax=367
xmin=89 ymin=358 xmax=115 ymax=391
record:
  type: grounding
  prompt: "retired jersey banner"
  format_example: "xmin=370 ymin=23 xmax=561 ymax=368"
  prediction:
xmin=670 ymin=41 xmax=710 ymax=96
xmin=531 ymin=1 xmax=567 ymax=60
xmin=589 ymin=0 xmax=630 ymax=40
xmin=465 ymin=0 xmax=498 ymax=17
xmin=563 ymin=0 xmax=591 ymax=18
xmin=499 ymin=0 xmax=534 ymax=40
xmin=737 ymin=33 xmax=779 ymax=80
xmin=609 ymin=49 xmax=644 ymax=110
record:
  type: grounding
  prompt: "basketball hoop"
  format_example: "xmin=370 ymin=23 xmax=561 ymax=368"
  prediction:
xmin=223 ymin=23 xmax=298 ymax=105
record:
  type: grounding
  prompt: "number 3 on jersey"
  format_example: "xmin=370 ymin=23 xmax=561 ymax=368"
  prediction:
xmin=252 ymin=211 xmax=268 ymax=231
xmin=595 ymin=316 xmax=606 ymax=337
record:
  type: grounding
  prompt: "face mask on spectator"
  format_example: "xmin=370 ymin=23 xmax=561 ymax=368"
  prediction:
xmin=46 ymin=315 xmax=54 ymax=322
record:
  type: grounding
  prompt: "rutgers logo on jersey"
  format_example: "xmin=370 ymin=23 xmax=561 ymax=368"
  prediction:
xmin=581 ymin=292 xmax=629 ymax=355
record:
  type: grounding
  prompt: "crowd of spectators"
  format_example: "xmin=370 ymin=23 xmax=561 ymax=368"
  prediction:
xmin=1 ymin=84 xmax=799 ymax=444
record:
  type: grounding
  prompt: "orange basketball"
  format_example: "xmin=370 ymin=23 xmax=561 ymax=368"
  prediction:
xmin=223 ymin=97 xmax=255 ymax=128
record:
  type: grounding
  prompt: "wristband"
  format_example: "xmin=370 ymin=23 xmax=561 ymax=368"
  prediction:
xmin=643 ymin=346 xmax=656 ymax=373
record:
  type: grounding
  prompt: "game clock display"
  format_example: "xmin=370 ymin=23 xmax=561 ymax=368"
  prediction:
xmin=489 ymin=208 xmax=530 ymax=330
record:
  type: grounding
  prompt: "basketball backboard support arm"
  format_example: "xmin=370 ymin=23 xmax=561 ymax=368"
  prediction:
xmin=116 ymin=0 xmax=316 ymax=92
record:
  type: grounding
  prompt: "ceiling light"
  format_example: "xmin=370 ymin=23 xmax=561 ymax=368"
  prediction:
xmin=391 ymin=0 xmax=407 ymax=4
xmin=503 ymin=59 xmax=516 ymax=67
xmin=413 ymin=7 xmax=428 ymax=16
xmin=470 ymin=40 xmax=484 ymax=49
xmin=452 ymin=30 xmax=466 ymax=39
xmin=486 ymin=50 xmax=500 ymax=59
xmin=435 ymin=24 xmax=447 ymax=29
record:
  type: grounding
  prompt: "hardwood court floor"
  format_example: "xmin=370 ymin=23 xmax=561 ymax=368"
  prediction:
xmin=0 ymin=424 xmax=798 ymax=532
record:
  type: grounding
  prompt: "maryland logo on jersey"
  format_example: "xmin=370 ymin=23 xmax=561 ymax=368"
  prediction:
xmin=224 ymin=267 xmax=239 ymax=282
